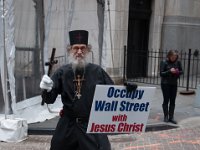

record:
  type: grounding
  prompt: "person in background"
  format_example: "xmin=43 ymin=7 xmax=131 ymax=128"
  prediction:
xmin=160 ymin=50 xmax=183 ymax=124
xmin=40 ymin=29 xmax=137 ymax=150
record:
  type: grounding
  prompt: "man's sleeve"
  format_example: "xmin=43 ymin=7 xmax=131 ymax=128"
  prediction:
xmin=101 ymin=69 xmax=114 ymax=85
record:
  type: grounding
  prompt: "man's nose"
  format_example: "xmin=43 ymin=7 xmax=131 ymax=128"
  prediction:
xmin=77 ymin=48 xmax=83 ymax=54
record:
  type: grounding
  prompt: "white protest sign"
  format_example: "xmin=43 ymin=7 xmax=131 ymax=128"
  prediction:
xmin=87 ymin=85 xmax=156 ymax=133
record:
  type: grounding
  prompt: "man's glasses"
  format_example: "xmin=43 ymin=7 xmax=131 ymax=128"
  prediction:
xmin=72 ymin=46 xmax=87 ymax=52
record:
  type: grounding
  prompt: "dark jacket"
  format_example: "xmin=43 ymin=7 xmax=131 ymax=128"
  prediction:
xmin=42 ymin=63 xmax=114 ymax=118
xmin=160 ymin=59 xmax=183 ymax=85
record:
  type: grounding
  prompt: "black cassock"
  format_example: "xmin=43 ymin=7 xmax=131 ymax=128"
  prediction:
xmin=42 ymin=63 xmax=114 ymax=150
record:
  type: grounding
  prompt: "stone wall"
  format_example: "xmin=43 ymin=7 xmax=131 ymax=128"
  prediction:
xmin=161 ymin=0 xmax=200 ymax=51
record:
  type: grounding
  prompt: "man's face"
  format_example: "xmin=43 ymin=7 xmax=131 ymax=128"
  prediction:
xmin=71 ymin=44 xmax=88 ymax=61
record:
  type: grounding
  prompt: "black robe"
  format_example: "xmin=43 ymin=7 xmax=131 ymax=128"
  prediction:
xmin=42 ymin=63 xmax=114 ymax=150
xmin=43 ymin=63 xmax=114 ymax=118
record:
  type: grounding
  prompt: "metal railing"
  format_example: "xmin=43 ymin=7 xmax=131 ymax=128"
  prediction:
xmin=15 ymin=49 xmax=66 ymax=102
xmin=126 ymin=49 xmax=200 ymax=89
xmin=2 ymin=48 xmax=199 ymax=103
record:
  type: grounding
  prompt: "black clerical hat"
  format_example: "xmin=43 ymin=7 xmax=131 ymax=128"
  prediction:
xmin=69 ymin=30 xmax=89 ymax=45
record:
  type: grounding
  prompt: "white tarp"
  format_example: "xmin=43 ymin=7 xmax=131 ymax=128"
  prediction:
xmin=17 ymin=0 xmax=103 ymax=123
xmin=0 ymin=118 xmax=28 ymax=142
xmin=0 ymin=0 xmax=8 ymax=114
xmin=0 ymin=0 xmax=16 ymax=117
xmin=0 ymin=0 xmax=28 ymax=143
xmin=0 ymin=0 xmax=127 ymax=142
xmin=15 ymin=95 xmax=62 ymax=123
xmin=0 ymin=0 xmax=112 ymax=125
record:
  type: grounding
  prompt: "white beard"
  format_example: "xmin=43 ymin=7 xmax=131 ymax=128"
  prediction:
xmin=68 ymin=53 xmax=88 ymax=71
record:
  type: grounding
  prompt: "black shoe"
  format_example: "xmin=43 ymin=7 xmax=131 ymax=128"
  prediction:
xmin=164 ymin=116 xmax=168 ymax=122
xmin=168 ymin=118 xmax=177 ymax=124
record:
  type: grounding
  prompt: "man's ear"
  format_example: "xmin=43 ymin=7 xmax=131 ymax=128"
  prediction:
xmin=67 ymin=45 xmax=72 ymax=52
xmin=87 ymin=44 xmax=92 ymax=52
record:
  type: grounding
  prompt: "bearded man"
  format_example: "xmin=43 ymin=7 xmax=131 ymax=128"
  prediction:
xmin=39 ymin=30 xmax=113 ymax=150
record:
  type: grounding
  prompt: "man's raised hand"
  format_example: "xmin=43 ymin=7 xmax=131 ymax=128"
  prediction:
xmin=40 ymin=75 xmax=53 ymax=92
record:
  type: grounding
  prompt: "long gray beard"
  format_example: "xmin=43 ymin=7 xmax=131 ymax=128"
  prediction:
xmin=68 ymin=53 xmax=88 ymax=72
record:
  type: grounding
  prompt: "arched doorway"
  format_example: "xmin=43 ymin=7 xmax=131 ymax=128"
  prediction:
xmin=127 ymin=0 xmax=152 ymax=78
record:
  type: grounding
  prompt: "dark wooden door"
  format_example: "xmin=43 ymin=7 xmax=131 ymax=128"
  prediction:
xmin=127 ymin=0 xmax=152 ymax=78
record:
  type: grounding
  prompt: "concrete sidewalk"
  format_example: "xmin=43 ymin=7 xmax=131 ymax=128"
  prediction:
xmin=28 ymin=85 xmax=200 ymax=129
xmin=0 ymin=125 xmax=200 ymax=150
xmin=148 ymin=85 xmax=200 ymax=125
xmin=1 ymin=85 xmax=200 ymax=150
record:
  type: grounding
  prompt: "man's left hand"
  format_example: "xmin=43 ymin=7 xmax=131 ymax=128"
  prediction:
xmin=124 ymin=81 xmax=137 ymax=93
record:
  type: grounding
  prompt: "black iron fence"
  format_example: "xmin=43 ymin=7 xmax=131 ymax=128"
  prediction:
xmin=5 ymin=48 xmax=200 ymax=103
xmin=125 ymin=49 xmax=200 ymax=89
xmin=15 ymin=49 xmax=66 ymax=102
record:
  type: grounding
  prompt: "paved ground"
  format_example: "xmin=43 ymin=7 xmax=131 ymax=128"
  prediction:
xmin=1 ymin=85 xmax=200 ymax=150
